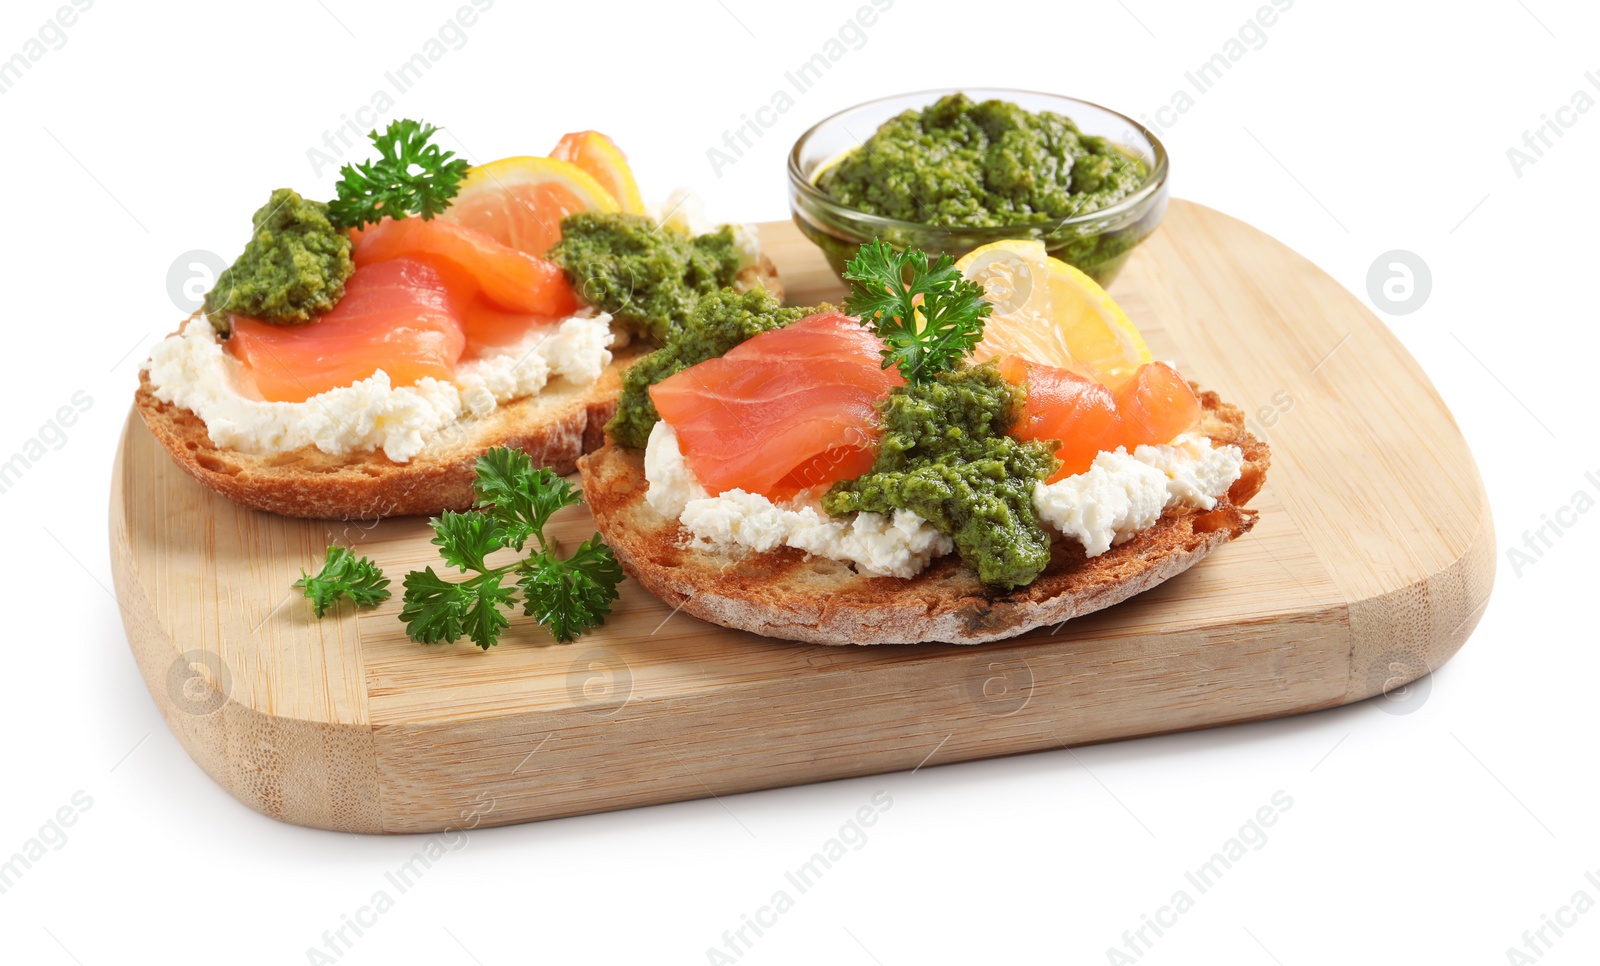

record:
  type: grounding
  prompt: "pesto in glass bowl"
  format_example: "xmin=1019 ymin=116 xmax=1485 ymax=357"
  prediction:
xmin=788 ymin=89 xmax=1169 ymax=286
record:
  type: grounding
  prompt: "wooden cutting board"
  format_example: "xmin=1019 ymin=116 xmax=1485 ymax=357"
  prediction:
xmin=108 ymin=201 xmax=1494 ymax=834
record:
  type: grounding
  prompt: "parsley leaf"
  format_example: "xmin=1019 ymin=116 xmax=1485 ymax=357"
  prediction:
xmin=294 ymin=545 xmax=391 ymax=618
xmin=566 ymin=533 xmax=626 ymax=589
xmin=327 ymin=119 xmax=471 ymax=231
xmin=430 ymin=510 xmax=505 ymax=573
xmin=398 ymin=567 xmax=469 ymax=644
xmin=471 ymin=448 xmax=580 ymax=552
xmin=519 ymin=536 xmax=625 ymax=643
xmin=460 ymin=573 xmax=515 ymax=651
xmin=842 ymin=239 xmax=991 ymax=384
xmin=401 ymin=447 xmax=624 ymax=649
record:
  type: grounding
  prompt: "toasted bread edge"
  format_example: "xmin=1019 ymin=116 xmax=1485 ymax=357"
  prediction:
xmin=578 ymin=387 xmax=1271 ymax=645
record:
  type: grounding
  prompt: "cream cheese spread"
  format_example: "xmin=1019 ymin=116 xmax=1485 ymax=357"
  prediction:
xmin=143 ymin=312 xmax=614 ymax=463
xmin=645 ymin=422 xmax=1245 ymax=578
xmin=1032 ymin=433 xmax=1244 ymax=557
xmin=643 ymin=420 xmax=952 ymax=578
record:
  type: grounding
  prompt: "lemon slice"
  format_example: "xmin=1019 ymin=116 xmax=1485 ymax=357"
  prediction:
xmin=959 ymin=239 xmax=1152 ymax=380
xmin=442 ymin=156 xmax=619 ymax=257
xmin=551 ymin=131 xmax=646 ymax=215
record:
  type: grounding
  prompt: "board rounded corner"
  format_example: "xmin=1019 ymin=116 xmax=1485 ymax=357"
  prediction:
xmin=111 ymin=431 xmax=387 ymax=834
xmin=1343 ymin=492 xmax=1495 ymax=706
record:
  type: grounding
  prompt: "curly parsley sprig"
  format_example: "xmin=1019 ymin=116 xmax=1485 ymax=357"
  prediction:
xmin=842 ymin=239 xmax=991 ymax=385
xmin=327 ymin=119 xmax=471 ymax=230
xmin=399 ymin=448 xmax=624 ymax=649
xmin=295 ymin=546 xmax=392 ymax=618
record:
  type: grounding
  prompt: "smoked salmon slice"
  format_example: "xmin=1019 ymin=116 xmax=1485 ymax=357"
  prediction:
xmin=650 ymin=312 xmax=903 ymax=498
xmin=1114 ymin=361 xmax=1203 ymax=449
xmin=364 ymin=249 xmax=558 ymax=348
xmin=999 ymin=356 xmax=1123 ymax=480
xmin=1000 ymin=357 xmax=1201 ymax=481
xmin=352 ymin=216 xmax=579 ymax=318
xmin=227 ymin=257 xmax=467 ymax=403
xmin=458 ymin=297 xmax=563 ymax=348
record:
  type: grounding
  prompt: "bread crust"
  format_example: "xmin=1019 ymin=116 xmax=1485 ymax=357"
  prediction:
xmin=578 ymin=388 xmax=1270 ymax=645
xmin=134 ymin=256 xmax=782 ymax=520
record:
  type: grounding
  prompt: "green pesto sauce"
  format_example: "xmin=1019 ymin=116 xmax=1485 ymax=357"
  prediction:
xmin=816 ymin=93 xmax=1148 ymax=228
xmin=606 ymin=288 xmax=811 ymax=450
xmin=204 ymin=188 xmax=354 ymax=332
xmin=549 ymin=212 xmax=745 ymax=343
xmin=823 ymin=362 xmax=1060 ymax=590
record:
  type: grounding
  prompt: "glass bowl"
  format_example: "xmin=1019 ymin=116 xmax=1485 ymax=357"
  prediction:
xmin=788 ymin=88 xmax=1169 ymax=287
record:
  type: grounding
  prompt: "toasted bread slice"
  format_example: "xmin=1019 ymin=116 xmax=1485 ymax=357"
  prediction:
xmin=578 ymin=387 xmax=1270 ymax=645
xmin=135 ymin=256 xmax=782 ymax=520
xmin=135 ymin=346 xmax=642 ymax=520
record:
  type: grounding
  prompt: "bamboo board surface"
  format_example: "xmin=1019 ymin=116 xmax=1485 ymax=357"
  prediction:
xmin=109 ymin=201 xmax=1494 ymax=833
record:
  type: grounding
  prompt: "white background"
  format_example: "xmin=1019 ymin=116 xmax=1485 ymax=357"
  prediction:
xmin=1 ymin=0 xmax=1595 ymax=963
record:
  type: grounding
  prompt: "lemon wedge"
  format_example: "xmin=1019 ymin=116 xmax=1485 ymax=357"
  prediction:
xmin=442 ymin=156 xmax=619 ymax=257
xmin=959 ymin=239 xmax=1152 ymax=381
xmin=551 ymin=131 xmax=646 ymax=215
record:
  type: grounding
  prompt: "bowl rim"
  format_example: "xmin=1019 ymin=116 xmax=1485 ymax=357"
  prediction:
xmin=787 ymin=87 xmax=1170 ymax=238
